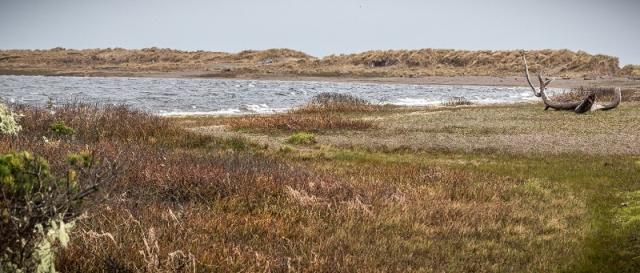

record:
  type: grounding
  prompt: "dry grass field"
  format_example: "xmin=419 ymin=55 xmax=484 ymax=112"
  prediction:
xmin=2 ymin=91 xmax=639 ymax=272
xmin=2 ymin=48 xmax=638 ymax=79
xmin=174 ymin=95 xmax=639 ymax=272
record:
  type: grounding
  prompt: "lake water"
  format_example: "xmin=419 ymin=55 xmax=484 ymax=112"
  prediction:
xmin=0 ymin=75 xmax=556 ymax=116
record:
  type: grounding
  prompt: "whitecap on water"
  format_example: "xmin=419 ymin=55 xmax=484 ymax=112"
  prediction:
xmin=391 ymin=98 xmax=442 ymax=106
xmin=0 ymin=75 xmax=541 ymax=116
xmin=239 ymin=104 xmax=288 ymax=114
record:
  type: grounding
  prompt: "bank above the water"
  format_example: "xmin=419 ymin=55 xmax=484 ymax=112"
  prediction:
xmin=2 ymin=48 xmax=639 ymax=83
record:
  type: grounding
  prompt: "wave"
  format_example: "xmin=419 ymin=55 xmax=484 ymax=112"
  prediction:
xmin=388 ymin=98 xmax=444 ymax=106
xmin=239 ymin=104 xmax=288 ymax=113
xmin=158 ymin=104 xmax=290 ymax=116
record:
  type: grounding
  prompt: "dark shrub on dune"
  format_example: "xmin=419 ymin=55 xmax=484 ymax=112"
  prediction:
xmin=294 ymin=92 xmax=388 ymax=113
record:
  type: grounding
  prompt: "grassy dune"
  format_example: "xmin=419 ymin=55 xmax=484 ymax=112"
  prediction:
xmin=2 ymin=47 xmax=638 ymax=78
xmin=2 ymin=94 xmax=639 ymax=272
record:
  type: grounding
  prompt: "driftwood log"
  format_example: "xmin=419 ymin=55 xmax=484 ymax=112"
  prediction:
xmin=523 ymin=54 xmax=621 ymax=113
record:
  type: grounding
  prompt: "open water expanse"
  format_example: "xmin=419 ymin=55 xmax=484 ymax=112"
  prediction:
xmin=0 ymin=75 xmax=559 ymax=115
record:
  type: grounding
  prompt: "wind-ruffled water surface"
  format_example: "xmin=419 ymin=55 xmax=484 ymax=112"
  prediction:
xmin=0 ymin=75 xmax=558 ymax=115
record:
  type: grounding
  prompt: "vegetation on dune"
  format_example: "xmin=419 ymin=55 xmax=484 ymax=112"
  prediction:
xmin=620 ymin=64 xmax=640 ymax=78
xmin=0 ymin=47 xmax=628 ymax=78
xmin=319 ymin=48 xmax=620 ymax=77
xmin=233 ymin=48 xmax=312 ymax=62
xmin=293 ymin=92 xmax=392 ymax=113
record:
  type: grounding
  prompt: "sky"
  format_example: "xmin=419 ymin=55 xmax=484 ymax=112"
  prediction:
xmin=0 ymin=0 xmax=638 ymax=65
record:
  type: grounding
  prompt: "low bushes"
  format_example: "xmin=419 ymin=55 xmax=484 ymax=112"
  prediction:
xmin=12 ymin=103 xmax=217 ymax=149
xmin=293 ymin=92 xmax=390 ymax=113
xmin=0 ymin=148 xmax=117 ymax=272
xmin=0 ymin=102 xmax=194 ymax=271
xmin=0 ymin=102 xmax=361 ymax=272
xmin=3 ymin=98 xmax=636 ymax=272
xmin=225 ymin=93 xmax=379 ymax=133
xmin=50 ymin=121 xmax=75 ymax=136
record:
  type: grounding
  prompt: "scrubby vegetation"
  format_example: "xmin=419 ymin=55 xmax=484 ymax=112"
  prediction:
xmin=318 ymin=49 xmax=620 ymax=77
xmin=293 ymin=92 xmax=391 ymax=113
xmin=0 ymin=102 xmax=250 ymax=271
xmin=224 ymin=93 xmax=382 ymax=133
xmin=49 ymin=121 xmax=75 ymax=136
xmin=183 ymin=98 xmax=640 ymax=272
xmin=620 ymin=64 xmax=640 ymax=78
xmin=0 ymin=151 xmax=94 ymax=272
xmin=0 ymin=48 xmax=627 ymax=78
xmin=1 ymin=96 xmax=639 ymax=272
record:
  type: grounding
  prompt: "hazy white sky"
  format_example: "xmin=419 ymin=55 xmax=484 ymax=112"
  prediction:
xmin=1 ymin=0 xmax=638 ymax=64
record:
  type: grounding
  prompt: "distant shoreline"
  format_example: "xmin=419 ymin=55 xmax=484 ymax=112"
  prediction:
xmin=2 ymin=47 xmax=639 ymax=88
xmin=1 ymin=68 xmax=638 ymax=89
xmin=2 ymin=47 xmax=640 ymax=89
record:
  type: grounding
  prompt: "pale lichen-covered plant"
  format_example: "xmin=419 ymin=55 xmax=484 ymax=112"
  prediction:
xmin=0 ymin=151 xmax=118 ymax=272
xmin=0 ymin=103 xmax=22 ymax=135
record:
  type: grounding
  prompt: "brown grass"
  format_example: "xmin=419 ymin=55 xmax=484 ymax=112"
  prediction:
xmin=292 ymin=92 xmax=395 ymax=114
xmin=620 ymin=64 xmax=640 ymax=78
xmin=225 ymin=113 xmax=375 ymax=133
xmin=0 ymin=48 xmax=625 ymax=78
xmin=222 ymin=94 xmax=385 ymax=133
xmin=204 ymin=102 xmax=640 ymax=156
xmin=324 ymin=103 xmax=640 ymax=155
xmin=318 ymin=49 xmax=620 ymax=77
xmin=2 ymin=102 xmax=639 ymax=272
xmin=56 ymin=152 xmax=585 ymax=273
xmin=186 ymin=103 xmax=640 ymax=272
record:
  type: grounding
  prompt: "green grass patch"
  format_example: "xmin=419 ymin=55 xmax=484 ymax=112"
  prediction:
xmin=285 ymin=147 xmax=640 ymax=272
xmin=286 ymin=132 xmax=317 ymax=145
xmin=49 ymin=121 xmax=75 ymax=136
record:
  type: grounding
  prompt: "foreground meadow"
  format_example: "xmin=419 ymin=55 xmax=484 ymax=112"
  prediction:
xmin=1 ymin=94 xmax=639 ymax=272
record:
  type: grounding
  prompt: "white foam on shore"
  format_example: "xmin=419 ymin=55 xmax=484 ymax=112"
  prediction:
xmin=239 ymin=104 xmax=289 ymax=114
xmin=158 ymin=104 xmax=290 ymax=116
xmin=389 ymin=98 xmax=443 ymax=106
